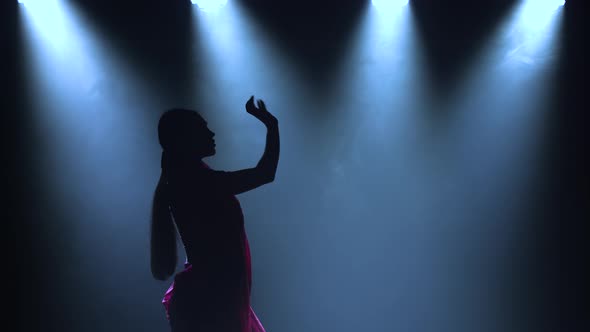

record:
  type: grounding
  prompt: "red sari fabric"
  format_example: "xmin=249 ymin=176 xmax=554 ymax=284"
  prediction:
xmin=161 ymin=160 xmax=265 ymax=332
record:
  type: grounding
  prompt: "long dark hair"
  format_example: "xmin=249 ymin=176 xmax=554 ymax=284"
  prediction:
xmin=150 ymin=108 xmax=207 ymax=280
xmin=150 ymin=167 xmax=177 ymax=281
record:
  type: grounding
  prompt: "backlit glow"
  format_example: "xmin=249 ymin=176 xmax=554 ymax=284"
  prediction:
xmin=191 ymin=0 xmax=228 ymax=12
xmin=371 ymin=0 xmax=409 ymax=10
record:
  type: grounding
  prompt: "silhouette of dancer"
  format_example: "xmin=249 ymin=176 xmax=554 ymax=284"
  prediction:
xmin=150 ymin=96 xmax=279 ymax=332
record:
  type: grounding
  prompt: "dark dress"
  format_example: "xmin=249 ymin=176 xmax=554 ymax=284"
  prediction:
xmin=161 ymin=160 xmax=265 ymax=332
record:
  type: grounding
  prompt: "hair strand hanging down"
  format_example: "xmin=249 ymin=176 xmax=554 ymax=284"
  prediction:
xmin=150 ymin=171 xmax=177 ymax=281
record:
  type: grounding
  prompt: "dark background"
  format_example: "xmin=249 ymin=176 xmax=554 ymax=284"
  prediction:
xmin=9 ymin=0 xmax=587 ymax=331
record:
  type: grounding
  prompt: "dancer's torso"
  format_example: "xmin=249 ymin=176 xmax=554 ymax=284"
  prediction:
xmin=167 ymin=164 xmax=248 ymax=284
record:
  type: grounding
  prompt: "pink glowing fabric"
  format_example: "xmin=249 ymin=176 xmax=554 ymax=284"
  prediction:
xmin=161 ymin=161 xmax=265 ymax=332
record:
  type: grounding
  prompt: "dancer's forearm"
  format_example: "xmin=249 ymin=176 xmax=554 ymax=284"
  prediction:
xmin=256 ymin=122 xmax=280 ymax=182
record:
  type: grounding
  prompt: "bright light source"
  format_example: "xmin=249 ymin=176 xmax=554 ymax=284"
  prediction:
xmin=191 ymin=0 xmax=228 ymax=12
xmin=514 ymin=0 xmax=564 ymax=31
xmin=371 ymin=0 xmax=409 ymax=9
xmin=543 ymin=0 xmax=566 ymax=8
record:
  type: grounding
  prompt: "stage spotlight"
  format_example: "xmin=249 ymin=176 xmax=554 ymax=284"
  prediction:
xmin=540 ymin=0 xmax=566 ymax=7
xmin=371 ymin=0 xmax=409 ymax=9
xmin=191 ymin=0 xmax=228 ymax=11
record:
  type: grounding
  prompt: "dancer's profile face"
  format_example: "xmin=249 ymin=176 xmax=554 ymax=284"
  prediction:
xmin=160 ymin=109 xmax=216 ymax=158
xmin=189 ymin=113 xmax=216 ymax=158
